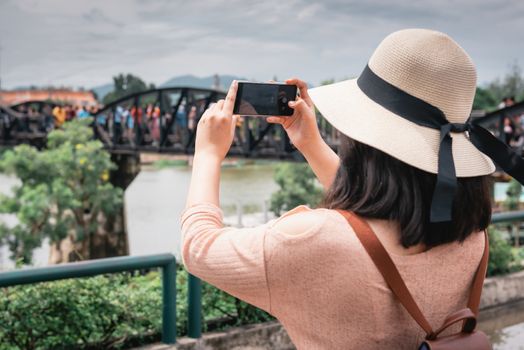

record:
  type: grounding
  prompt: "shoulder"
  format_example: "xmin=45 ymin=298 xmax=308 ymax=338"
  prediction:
xmin=454 ymin=229 xmax=486 ymax=261
xmin=265 ymin=207 xmax=365 ymax=260
xmin=269 ymin=205 xmax=339 ymax=237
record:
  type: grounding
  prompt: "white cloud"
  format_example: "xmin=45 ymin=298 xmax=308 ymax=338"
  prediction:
xmin=0 ymin=0 xmax=523 ymax=89
xmin=297 ymin=3 xmax=323 ymax=20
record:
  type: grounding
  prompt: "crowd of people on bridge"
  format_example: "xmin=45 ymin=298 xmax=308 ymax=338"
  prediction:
xmin=1 ymin=96 xmax=240 ymax=148
xmin=51 ymin=104 xmax=100 ymax=127
xmin=97 ymin=100 xmax=204 ymax=147
xmin=2 ymin=93 xmax=524 ymax=151
xmin=0 ymin=103 xmax=100 ymax=138
xmin=94 ymin=97 xmax=258 ymax=148
xmin=498 ymin=96 xmax=524 ymax=150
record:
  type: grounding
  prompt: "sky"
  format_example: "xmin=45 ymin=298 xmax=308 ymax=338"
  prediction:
xmin=0 ymin=0 xmax=523 ymax=90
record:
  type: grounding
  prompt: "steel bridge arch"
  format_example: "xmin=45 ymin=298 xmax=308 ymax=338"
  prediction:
xmin=92 ymin=86 xmax=310 ymax=158
xmin=10 ymin=100 xmax=60 ymax=114
xmin=1 ymin=86 xmax=338 ymax=159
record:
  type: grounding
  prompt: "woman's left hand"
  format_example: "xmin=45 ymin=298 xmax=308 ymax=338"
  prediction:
xmin=194 ymin=81 xmax=238 ymax=160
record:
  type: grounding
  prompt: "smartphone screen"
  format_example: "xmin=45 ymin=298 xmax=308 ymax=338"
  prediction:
xmin=233 ymin=82 xmax=297 ymax=116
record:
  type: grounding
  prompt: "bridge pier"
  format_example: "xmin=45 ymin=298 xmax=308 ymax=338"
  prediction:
xmin=104 ymin=153 xmax=141 ymax=258
xmin=110 ymin=153 xmax=141 ymax=190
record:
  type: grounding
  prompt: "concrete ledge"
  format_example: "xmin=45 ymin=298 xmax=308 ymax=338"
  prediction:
xmin=132 ymin=321 xmax=294 ymax=350
xmin=480 ymin=270 xmax=524 ymax=309
xmin=135 ymin=270 xmax=524 ymax=350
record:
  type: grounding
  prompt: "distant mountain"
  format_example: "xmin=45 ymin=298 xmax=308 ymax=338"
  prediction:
xmin=11 ymin=85 xmax=32 ymax=90
xmin=89 ymin=74 xmax=308 ymax=101
xmin=90 ymin=83 xmax=114 ymax=101
xmin=161 ymin=74 xmax=246 ymax=91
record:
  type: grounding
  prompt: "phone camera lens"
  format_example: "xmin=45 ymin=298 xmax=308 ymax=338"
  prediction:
xmin=282 ymin=97 xmax=288 ymax=104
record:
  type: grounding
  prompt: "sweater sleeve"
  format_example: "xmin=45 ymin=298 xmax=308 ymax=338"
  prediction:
xmin=180 ymin=203 xmax=271 ymax=312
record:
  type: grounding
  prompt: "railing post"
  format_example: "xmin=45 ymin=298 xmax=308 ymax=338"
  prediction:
xmin=162 ymin=259 xmax=177 ymax=344
xmin=188 ymin=273 xmax=202 ymax=338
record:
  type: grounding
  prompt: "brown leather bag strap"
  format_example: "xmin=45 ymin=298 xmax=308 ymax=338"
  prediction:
xmin=337 ymin=210 xmax=490 ymax=338
xmin=434 ymin=308 xmax=477 ymax=336
xmin=467 ymin=230 xmax=489 ymax=315
xmin=336 ymin=210 xmax=435 ymax=337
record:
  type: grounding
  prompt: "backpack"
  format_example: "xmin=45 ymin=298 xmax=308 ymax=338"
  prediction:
xmin=337 ymin=210 xmax=492 ymax=350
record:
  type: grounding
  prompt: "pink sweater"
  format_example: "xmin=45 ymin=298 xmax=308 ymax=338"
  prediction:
xmin=180 ymin=203 xmax=484 ymax=349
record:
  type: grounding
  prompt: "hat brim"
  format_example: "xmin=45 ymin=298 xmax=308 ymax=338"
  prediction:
xmin=308 ymin=78 xmax=495 ymax=177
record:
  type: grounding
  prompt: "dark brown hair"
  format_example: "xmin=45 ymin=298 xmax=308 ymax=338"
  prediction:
xmin=321 ymin=135 xmax=492 ymax=248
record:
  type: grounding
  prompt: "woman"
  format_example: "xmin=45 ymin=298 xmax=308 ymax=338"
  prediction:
xmin=180 ymin=29 xmax=523 ymax=348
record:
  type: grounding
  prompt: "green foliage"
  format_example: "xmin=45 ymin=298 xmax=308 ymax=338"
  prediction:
xmin=473 ymin=87 xmax=498 ymax=111
xmin=486 ymin=61 xmax=524 ymax=103
xmin=0 ymin=118 xmax=123 ymax=263
xmin=0 ymin=273 xmax=162 ymax=350
xmin=504 ymin=178 xmax=523 ymax=211
xmin=487 ymin=228 xmax=520 ymax=277
xmin=103 ymin=74 xmax=155 ymax=105
xmin=0 ymin=267 xmax=272 ymax=350
xmin=153 ymin=159 xmax=189 ymax=169
xmin=320 ymin=79 xmax=335 ymax=86
xmin=270 ymin=162 xmax=322 ymax=216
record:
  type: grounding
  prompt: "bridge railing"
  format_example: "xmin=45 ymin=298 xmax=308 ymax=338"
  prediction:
xmin=4 ymin=91 xmax=524 ymax=159
xmin=0 ymin=210 xmax=524 ymax=346
xmin=475 ymin=100 xmax=524 ymax=148
xmin=1 ymin=87 xmax=307 ymax=158
xmin=92 ymin=86 xmax=299 ymax=158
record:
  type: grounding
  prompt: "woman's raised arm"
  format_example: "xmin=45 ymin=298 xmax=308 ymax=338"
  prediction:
xmin=267 ymin=78 xmax=340 ymax=190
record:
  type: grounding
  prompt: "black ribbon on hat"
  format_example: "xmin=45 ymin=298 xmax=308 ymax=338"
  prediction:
xmin=357 ymin=65 xmax=524 ymax=223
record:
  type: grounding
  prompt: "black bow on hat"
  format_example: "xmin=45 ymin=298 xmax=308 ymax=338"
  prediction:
xmin=357 ymin=65 xmax=524 ymax=223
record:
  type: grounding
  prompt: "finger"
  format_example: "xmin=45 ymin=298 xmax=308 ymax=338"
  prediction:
xmin=266 ymin=116 xmax=285 ymax=124
xmin=285 ymin=77 xmax=312 ymax=106
xmin=288 ymin=98 xmax=309 ymax=113
xmin=231 ymin=115 xmax=239 ymax=134
xmin=222 ymin=81 xmax=238 ymax=115
xmin=215 ymin=99 xmax=225 ymax=111
xmin=201 ymin=105 xmax=214 ymax=120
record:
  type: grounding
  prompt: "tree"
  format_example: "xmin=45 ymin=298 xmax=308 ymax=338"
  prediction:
xmin=504 ymin=178 xmax=523 ymax=247
xmin=270 ymin=162 xmax=323 ymax=215
xmin=504 ymin=178 xmax=522 ymax=211
xmin=472 ymin=86 xmax=498 ymax=111
xmin=0 ymin=118 xmax=123 ymax=264
xmin=487 ymin=228 xmax=518 ymax=276
xmin=102 ymin=73 xmax=155 ymax=105
xmin=320 ymin=79 xmax=335 ymax=86
xmin=486 ymin=61 xmax=524 ymax=103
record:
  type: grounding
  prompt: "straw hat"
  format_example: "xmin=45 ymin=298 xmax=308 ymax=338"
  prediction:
xmin=308 ymin=28 xmax=496 ymax=177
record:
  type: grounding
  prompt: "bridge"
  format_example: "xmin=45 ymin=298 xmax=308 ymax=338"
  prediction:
xmin=0 ymin=87 xmax=328 ymax=160
xmin=1 ymin=86 xmax=523 ymax=161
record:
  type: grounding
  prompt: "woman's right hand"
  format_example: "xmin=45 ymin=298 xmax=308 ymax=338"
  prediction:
xmin=267 ymin=78 xmax=322 ymax=153
xmin=268 ymin=78 xmax=340 ymax=190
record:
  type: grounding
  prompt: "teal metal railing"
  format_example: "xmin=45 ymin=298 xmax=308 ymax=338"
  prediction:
xmin=0 ymin=254 xmax=179 ymax=344
xmin=491 ymin=210 xmax=524 ymax=224
xmin=1 ymin=210 xmax=524 ymax=345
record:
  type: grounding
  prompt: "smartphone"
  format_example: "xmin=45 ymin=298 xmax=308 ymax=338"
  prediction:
xmin=233 ymin=82 xmax=297 ymax=117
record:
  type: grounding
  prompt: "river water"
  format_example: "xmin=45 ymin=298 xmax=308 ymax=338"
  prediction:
xmin=0 ymin=162 xmax=516 ymax=264
xmin=479 ymin=300 xmax=524 ymax=349
xmin=124 ymin=162 xmax=279 ymax=260
xmin=1 ymin=164 xmax=524 ymax=348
